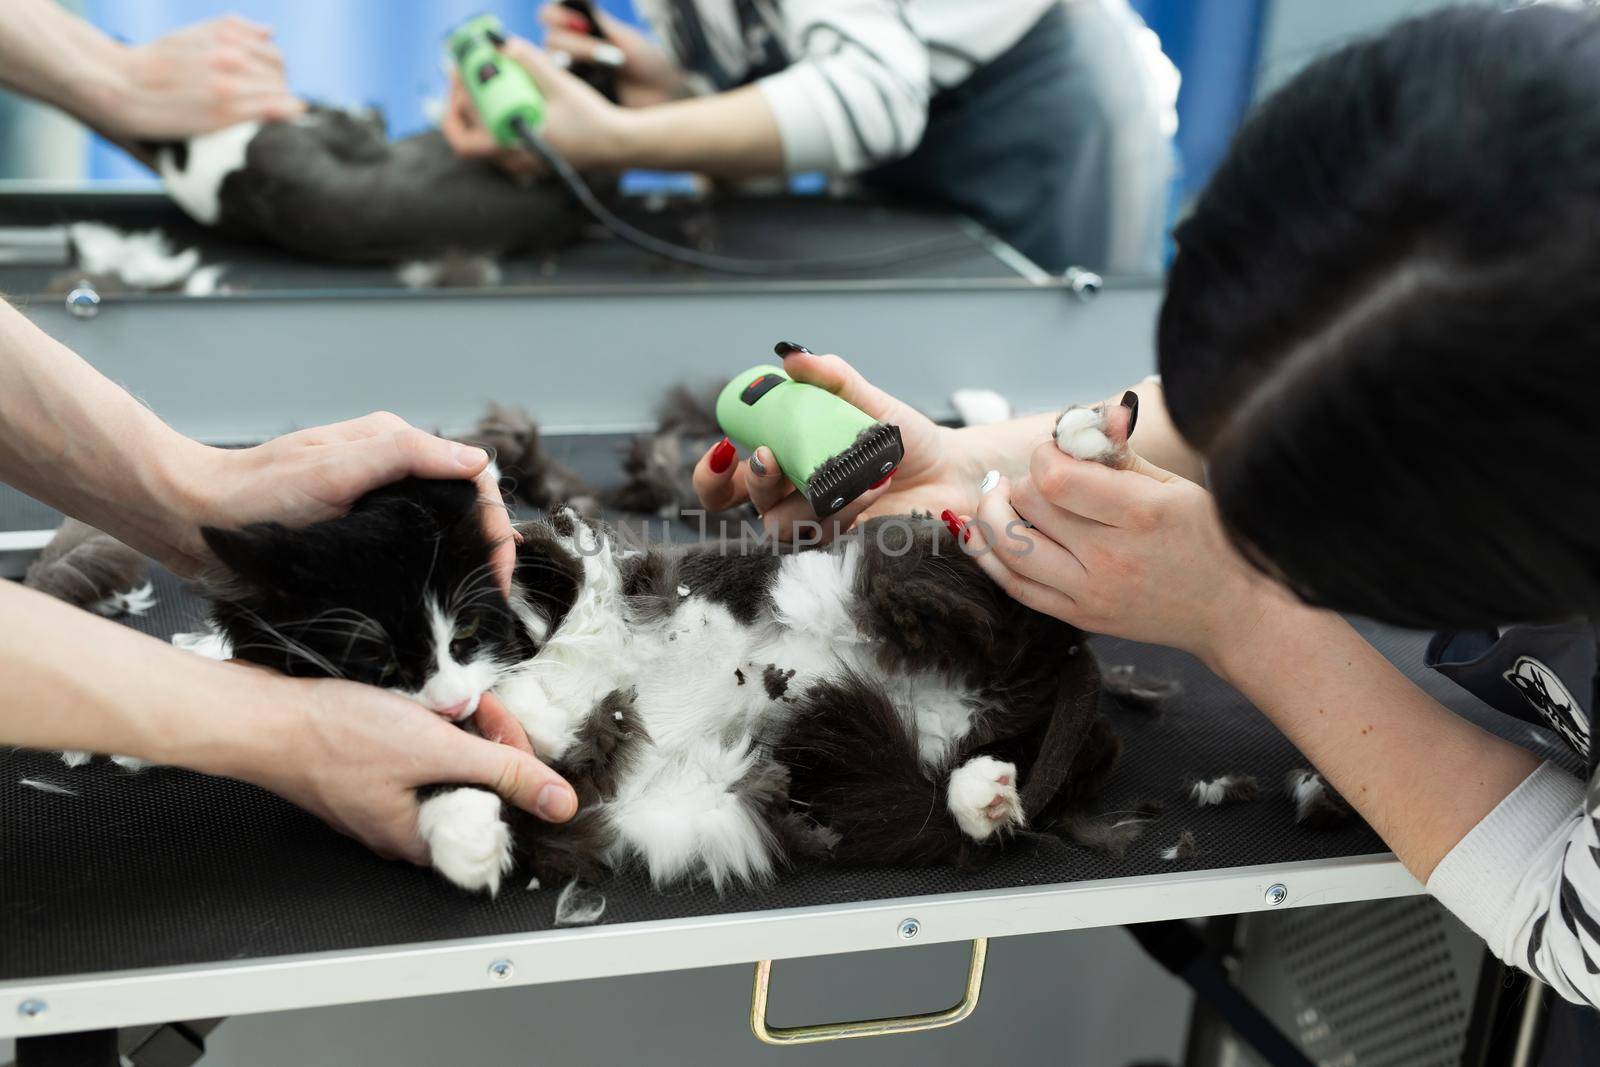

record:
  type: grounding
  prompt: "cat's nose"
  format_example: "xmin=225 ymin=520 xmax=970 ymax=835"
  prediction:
xmin=433 ymin=699 xmax=471 ymax=721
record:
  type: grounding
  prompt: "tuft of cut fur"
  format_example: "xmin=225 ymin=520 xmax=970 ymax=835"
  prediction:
xmin=950 ymin=388 xmax=1013 ymax=427
xmin=1102 ymin=664 xmax=1183 ymax=707
xmin=608 ymin=383 xmax=724 ymax=518
xmin=458 ymin=403 xmax=599 ymax=518
xmin=554 ymin=880 xmax=608 ymax=926
xmin=1284 ymin=768 xmax=1353 ymax=829
xmin=397 ymin=254 xmax=502 ymax=290
xmin=24 ymin=520 xmax=152 ymax=617
xmin=1189 ymin=774 xmax=1259 ymax=807
xmin=1159 ymin=829 xmax=1198 ymax=861
xmin=69 ymin=222 xmax=200 ymax=290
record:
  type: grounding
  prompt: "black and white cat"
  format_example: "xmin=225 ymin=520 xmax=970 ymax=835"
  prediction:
xmin=154 ymin=108 xmax=588 ymax=264
xmin=193 ymin=409 xmax=1132 ymax=895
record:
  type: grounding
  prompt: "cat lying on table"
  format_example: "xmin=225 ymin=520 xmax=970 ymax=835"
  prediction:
xmin=183 ymin=404 xmax=1138 ymax=894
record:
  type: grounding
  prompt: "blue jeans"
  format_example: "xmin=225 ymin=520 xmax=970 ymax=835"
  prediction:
xmin=863 ymin=1 xmax=1172 ymax=274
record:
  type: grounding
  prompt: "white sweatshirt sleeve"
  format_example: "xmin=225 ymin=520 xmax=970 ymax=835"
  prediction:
xmin=756 ymin=0 xmax=933 ymax=174
xmin=1427 ymin=760 xmax=1600 ymax=1005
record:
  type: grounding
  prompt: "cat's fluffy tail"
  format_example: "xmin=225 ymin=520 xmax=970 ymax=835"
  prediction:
xmin=24 ymin=519 xmax=154 ymax=617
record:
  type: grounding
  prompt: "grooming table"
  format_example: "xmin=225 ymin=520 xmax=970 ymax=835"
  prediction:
xmin=0 ymin=444 xmax=1575 ymax=1046
xmin=0 ymin=185 xmax=1159 ymax=444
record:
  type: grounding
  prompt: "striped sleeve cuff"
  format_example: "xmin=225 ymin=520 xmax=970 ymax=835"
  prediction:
xmin=1426 ymin=761 xmax=1586 ymax=959
xmin=757 ymin=63 xmax=855 ymax=174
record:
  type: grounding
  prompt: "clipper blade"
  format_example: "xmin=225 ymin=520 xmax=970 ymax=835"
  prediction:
xmin=802 ymin=423 xmax=904 ymax=518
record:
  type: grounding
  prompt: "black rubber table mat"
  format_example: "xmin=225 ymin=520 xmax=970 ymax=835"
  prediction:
xmin=0 ymin=192 xmax=1011 ymax=297
xmin=1 ymin=563 xmax=1574 ymax=981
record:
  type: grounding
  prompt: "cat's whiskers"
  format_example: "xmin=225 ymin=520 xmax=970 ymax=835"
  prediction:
xmin=233 ymin=605 xmax=344 ymax=678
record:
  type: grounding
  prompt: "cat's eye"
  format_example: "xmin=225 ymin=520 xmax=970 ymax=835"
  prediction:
xmin=379 ymin=660 xmax=398 ymax=682
xmin=453 ymin=618 xmax=480 ymax=642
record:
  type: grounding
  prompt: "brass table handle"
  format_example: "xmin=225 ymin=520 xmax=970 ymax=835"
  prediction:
xmin=749 ymin=938 xmax=988 ymax=1046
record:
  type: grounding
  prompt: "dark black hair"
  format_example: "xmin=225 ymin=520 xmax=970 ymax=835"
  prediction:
xmin=1158 ymin=3 xmax=1600 ymax=629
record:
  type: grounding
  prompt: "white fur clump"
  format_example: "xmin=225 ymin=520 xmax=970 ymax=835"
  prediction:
xmin=418 ymin=787 xmax=513 ymax=895
xmin=554 ymin=880 xmax=607 ymax=926
xmin=1160 ymin=830 xmax=1197 ymax=861
xmin=110 ymin=755 xmax=150 ymax=772
xmin=950 ymin=388 xmax=1013 ymax=427
xmin=58 ymin=750 xmax=91 ymax=769
xmin=90 ymin=581 xmax=157 ymax=618
xmin=1286 ymin=769 xmax=1329 ymax=821
xmin=70 ymin=222 xmax=200 ymax=289
xmin=1189 ymin=774 xmax=1258 ymax=807
xmin=19 ymin=778 xmax=77 ymax=797
xmin=172 ymin=627 xmax=234 ymax=660
xmin=606 ymin=741 xmax=777 ymax=890
xmin=182 ymin=263 xmax=230 ymax=297
xmin=1053 ymin=405 xmax=1116 ymax=462
xmin=946 ymin=755 xmax=1023 ymax=841
xmin=396 ymin=255 xmax=502 ymax=290
xmin=157 ymin=121 xmax=260 ymax=225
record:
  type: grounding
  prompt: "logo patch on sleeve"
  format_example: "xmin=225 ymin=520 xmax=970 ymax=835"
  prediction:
xmin=1503 ymin=656 xmax=1590 ymax=758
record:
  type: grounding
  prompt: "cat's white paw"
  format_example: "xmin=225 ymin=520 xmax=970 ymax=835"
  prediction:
xmin=417 ymin=788 xmax=514 ymax=895
xmin=1054 ymin=405 xmax=1117 ymax=462
xmin=947 ymin=756 xmax=1024 ymax=841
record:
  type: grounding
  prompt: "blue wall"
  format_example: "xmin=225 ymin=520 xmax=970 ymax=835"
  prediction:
xmin=89 ymin=0 xmax=1267 ymax=199
xmin=1130 ymin=0 xmax=1267 ymax=200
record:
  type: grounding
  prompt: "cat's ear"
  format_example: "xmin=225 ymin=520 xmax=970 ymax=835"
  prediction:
xmin=200 ymin=522 xmax=302 ymax=592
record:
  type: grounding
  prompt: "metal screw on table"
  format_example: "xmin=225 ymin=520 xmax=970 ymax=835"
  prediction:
xmin=17 ymin=998 xmax=46 ymax=1019
xmin=898 ymin=918 xmax=920 ymax=940
xmin=65 ymin=286 xmax=100 ymax=319
xmin=487 ymin=958 xmax=515 ymax=981
xmin=1264 ymin=883 xmax=1289 ymax=907
xmin=1062 ymin=267 xmax=1103 ymax=300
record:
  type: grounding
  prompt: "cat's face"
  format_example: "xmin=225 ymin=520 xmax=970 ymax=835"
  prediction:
xmin=202 ymin=478 xmax=533 ymax=721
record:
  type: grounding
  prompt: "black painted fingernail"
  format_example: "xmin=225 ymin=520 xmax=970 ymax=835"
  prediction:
xmin=749 ymin=451 xmax=768 ymax=477
xmin=774 ymin=341 xmax=811 ymax=357
xmin=1121 ymin=390 xmax=1140 ymax=438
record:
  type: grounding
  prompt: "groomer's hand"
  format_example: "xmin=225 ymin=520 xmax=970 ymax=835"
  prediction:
xmin=692 ymin=346 xmax=987 ymax=543
xmin=441 ymin=35 xmax=630 ymax=176
xmin=177 ymin=412 xmax=518 ymax=595
xmin=539 ymin=2 xmax=688 ymax=107
xmin=88 ymin=16 xmax=304 ymax=139
xmin=249 ymin=675 xmax=575 ymax=863
xmin=956 ymin=436 xmax=1285 ymax=666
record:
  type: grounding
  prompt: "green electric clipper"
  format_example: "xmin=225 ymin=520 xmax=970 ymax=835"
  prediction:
xmin=716 ymin=365 xmax=904 ymax=518
xmin=448 ymin=14 xmax=545 ymax=148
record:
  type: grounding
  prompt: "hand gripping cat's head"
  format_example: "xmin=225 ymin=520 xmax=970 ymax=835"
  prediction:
xmin=201 ymin=478 xmax=538 ymax=721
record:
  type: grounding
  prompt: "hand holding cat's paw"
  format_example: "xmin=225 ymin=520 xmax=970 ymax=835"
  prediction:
xmin=418 ymin=788 xmax=515 ymax=894
xmin=1053 ymin=391 xmax=1139 ymax=467
xmin=947 ymin=756 xmax=1024 ymax=841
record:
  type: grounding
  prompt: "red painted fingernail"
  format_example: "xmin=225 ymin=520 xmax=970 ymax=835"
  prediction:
xmin=869 ymin=469 xmax=895 ymax=490
xmin=941 ymin=509 xmax=965 ymax=542
xmin=709 ymin=437 xmax=736 ymax=474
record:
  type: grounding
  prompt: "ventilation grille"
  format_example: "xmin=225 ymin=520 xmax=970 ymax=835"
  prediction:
xmin=1229 ymin=897 xmax=1479 ymax=1067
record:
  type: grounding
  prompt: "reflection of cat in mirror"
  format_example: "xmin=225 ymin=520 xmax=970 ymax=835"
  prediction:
xmin=154 ymin=108 xmax=589 ymax=264
xmin=195 ymin=473 xmax=1125 ymax=896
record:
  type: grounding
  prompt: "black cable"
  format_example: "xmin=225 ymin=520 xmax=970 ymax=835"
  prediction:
xmin=510 ymin=116 xmax=973 ymax=275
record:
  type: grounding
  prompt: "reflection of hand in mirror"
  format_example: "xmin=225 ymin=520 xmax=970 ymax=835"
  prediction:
xmin=537 ymin=2 xmax=689 ymax=108
xmin=91 ymin=16 xmax=305 ymax=139
xmin=440 ymin=35 xmax=631 ymax=177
